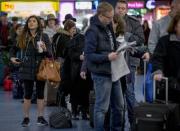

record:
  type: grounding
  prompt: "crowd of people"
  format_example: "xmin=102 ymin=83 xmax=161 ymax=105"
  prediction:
xmin=0 ymin=0 xmax=180 ymax=131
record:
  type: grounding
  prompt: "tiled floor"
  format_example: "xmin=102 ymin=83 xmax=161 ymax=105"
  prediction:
xmin=0 ymin=75 xmax=144 ymax=131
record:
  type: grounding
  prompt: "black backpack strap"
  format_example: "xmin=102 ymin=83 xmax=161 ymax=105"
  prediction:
xmin=53 ymin=34 xmax=61 ymax=58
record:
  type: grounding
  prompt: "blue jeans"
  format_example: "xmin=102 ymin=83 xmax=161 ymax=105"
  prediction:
xmin=92 ymin=73 xmax=124 ymax=131
xmin=125 ymin=67 xmax=136 ymax=125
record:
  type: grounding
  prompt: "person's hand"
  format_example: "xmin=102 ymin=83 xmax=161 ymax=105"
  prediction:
xmin=142 ymin=52 xmax=150 ymax=62
xmin=154 ymin=74 xmax=163 ymax=81
xmin=80 ymin=72 xmax=86 ymax=80
xmin=80 ymin=54 xmax=85 ymax=61
xmin=108 ymin=52 xmax=118 ymax=61
xmin=41 ymin=42 xmax=47 ymax=51
xmin=10 ymin=57 xmax=21 ymax=65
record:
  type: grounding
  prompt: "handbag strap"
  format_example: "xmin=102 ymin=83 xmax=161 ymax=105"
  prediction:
xmin=53 ymin=34 xmax=61 ymax=58
xmin=21 ymin=34 xmax=31 ymax=62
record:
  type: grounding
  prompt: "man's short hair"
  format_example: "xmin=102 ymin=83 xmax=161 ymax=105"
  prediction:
xmin=97 ymin=2 xmax=113 ymax=16
xmin=116 ymin=0 xmax=128 ymax=5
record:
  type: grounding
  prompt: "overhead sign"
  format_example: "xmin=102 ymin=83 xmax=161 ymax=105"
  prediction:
xmin=128 ymin=1 xmax=144 ymax=9
xmin=75 ymin=2 xmax=92 ymax=10
xmin=146 ymin=0 xmax=156 ymax=9
xmin=1 ymin=2 xmax=59 ymax=12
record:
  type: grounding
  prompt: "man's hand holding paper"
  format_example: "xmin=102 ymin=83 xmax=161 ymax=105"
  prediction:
xmin=116 ymin=41 xmax=137 ymax=54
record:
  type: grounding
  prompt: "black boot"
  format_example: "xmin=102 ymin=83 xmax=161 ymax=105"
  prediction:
xmin=72 ymin=104 xmax=79 ymax=120
xmin=81 ymin=106 xmax=89 ymax=120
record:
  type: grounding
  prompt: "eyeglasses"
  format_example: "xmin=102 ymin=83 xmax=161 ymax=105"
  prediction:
xmin=102 ymin=14 xmax=113 ymax=20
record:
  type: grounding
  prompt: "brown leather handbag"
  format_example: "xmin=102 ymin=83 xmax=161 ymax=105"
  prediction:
xmin=37 ymin=58 xmax=61 ymax=82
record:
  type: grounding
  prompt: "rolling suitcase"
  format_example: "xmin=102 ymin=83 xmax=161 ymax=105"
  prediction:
xmin=134 ymin=77 xmax=180 ymax=131
xmin=3 ymin=75 xmax=13 ymax=91
xmin=44 ymin=81 xmax=58 ymax=106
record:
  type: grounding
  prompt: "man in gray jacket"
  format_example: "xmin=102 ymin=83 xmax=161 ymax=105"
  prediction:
xmin=148 ymin=0 xmax=180 ymax=54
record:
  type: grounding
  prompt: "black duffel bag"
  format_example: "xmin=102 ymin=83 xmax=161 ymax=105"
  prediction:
xmin=49 ymin=107 xmax=72 ymax=128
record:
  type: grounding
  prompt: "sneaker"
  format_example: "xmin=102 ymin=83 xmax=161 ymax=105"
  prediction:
xmin=21 ymin=117 xmax=30 ymax=127
xmin=37 ymin=116 xmax=48 ymax=126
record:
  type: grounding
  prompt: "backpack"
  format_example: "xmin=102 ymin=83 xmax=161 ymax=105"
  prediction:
xmin=49 ymin=107 xmax=72 ymax=128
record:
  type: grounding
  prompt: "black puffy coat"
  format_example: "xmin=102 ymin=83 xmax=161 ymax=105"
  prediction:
xmin=85 ymin=15 xmax=117 ymax=75
xmin=68 ymin=33 xmax=84 ymax=82
xmin=68 ymin=33 xmax=91 ymax=106
xmin=52 ymin=29 xmax=71 ymax=58
xmin=152 ymin=34 xmax=180 ymax=82
xmin=10 ymin=33 xmax=51 ymax=80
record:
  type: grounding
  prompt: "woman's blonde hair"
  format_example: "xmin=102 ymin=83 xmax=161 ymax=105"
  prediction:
xmin=167 ymin=12 xmax=180 ymax=34
xmin=113 ymin=14 xmax=126 ymax=36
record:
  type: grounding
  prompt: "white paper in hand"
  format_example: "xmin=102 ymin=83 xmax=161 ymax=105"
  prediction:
xmin=116 ymin=41 xmax=136 ymax=53
xmin=111 ymin=51 xmax=130 ymax=82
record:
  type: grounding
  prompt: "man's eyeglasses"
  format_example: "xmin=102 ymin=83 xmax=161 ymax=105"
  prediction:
xmin=102 ymin=14 xmax=113 ymax=20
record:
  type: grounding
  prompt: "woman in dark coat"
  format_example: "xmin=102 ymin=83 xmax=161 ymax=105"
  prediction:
xmin=68 ymin=32 xmax=92 ymax=119
xmin=10 ymin=15 xmax=51 ymax=127
xmin=52 ymin=20 xmax=75 ymax=107
xmin=142 ymin=20 xmax=150 ymax=46
xmin=152 ymin=13 xmax=180 ymax=103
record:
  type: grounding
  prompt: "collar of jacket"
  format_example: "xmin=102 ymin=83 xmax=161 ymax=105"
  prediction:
xmin=170 ymin=34 xmax=180 ymax=42
xmin=57 ymin=28 xmax=70 ymax=36
xmin=124 ymin=14 xmax=138 ymax=22
xmin=90 ymin=15 xmax=111 ymax=29
xmin=116 ymin=35 xmax=125 ymax=43
xmin=26 ymin=32 xmax=41 ymax=42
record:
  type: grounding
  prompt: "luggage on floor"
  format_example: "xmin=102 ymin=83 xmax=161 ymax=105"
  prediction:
xmin=49 ymin=107 xmax=72 ymax=128
xmin=134 ymin=77 xmax=180 ymax=131
xmin=44 ymin=81 xmax=58 ymax=106
xmin=156 ymin=77 xmax=180 ymax=103
xmin=134 ymin=103 xmax=180 ymax=131
xmin=3 ymin=75 xmax=13 ymax=91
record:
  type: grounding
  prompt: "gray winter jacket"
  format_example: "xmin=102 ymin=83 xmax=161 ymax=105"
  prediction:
xmin=148 ymin=15 xmax=171 ymax=54
xmin=124 ymin=15 xmax=144 ymax=46
xmin=124 ymin=14 xmax=145 ymax=67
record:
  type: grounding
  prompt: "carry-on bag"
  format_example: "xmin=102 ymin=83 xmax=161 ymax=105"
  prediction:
xmin=134 ymin=77 xmax=180 ymax=131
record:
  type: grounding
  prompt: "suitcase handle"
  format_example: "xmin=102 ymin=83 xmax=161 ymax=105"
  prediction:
xmin=143 ymin=60 xmax=149 ymax=101
xmin=143 ymin=60 xmax=147 ymax=101
xmin=153 ymin=77 xmax=168 ymax=104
